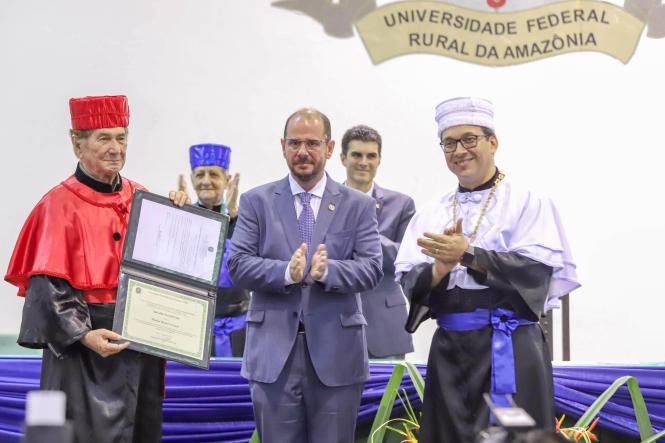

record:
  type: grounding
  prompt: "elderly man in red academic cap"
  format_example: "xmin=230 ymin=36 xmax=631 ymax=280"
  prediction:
xmin=5 ymin=95 xmax=189 ymax=443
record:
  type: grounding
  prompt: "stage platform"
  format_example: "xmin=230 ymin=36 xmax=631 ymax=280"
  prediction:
xmin=1 ymin=356 xmax=663 ymax=442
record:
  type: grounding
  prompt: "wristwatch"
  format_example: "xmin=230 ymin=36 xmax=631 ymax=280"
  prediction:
xmin=460 ymin=244 xmax=475 ymax=267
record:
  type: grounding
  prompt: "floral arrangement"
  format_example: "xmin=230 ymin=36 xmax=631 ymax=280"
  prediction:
xmin=556 ymin=415 xmax=599 ymax=442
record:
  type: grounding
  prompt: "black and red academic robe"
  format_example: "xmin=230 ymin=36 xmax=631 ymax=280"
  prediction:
xmin=5 ymin=171 xmax=163 ymax=443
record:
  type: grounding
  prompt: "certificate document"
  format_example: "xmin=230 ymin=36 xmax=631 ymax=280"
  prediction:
xmin=122 ymin=278 xmax=208 ymax=361
xmin=132 ymin=199 xmax=222 ymax=282
xmin=113 ymin=190 xmax=229 ymax=369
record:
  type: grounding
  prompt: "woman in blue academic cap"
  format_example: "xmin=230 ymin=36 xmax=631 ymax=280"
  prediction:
xmin=180 ymin=143 xmax=249 ymax=357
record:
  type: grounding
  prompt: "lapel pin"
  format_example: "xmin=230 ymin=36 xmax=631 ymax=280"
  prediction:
xmin=376 ymin=202 xmax=381 ymax=209
xmin=328 ymin=203 xmax=336 ymax=211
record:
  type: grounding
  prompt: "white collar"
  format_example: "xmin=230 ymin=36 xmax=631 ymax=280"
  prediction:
xmin=343 ymin=180 xmax=374 ymax=196
xmin=288 ymin=173 xmax=327 ymax=198
xmin=365 ymin=181 xmax=375 ymax=196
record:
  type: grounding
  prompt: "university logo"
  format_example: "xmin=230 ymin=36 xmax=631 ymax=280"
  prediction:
xmin=271 ymin=0 xmax=664 ymax=65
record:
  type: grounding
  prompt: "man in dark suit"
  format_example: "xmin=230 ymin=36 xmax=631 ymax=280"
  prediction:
xmin=228 ymin=108 xmax=383 ymax=443
xmin=340 ymin=125 xmax=415 ymax=359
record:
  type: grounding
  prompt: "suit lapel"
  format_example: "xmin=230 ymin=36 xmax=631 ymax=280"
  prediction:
xmin=310 ymin=176 xmax=342 ymax=249
xmin=273 ymin=176 xmax=300 ymax=253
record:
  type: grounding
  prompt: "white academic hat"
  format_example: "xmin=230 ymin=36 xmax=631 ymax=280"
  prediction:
xmin=435 ymin=97 xmax=495 ymax=136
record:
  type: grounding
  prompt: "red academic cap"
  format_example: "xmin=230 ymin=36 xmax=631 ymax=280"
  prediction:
xmin=69 ymin=95 xmax=130 ymax=130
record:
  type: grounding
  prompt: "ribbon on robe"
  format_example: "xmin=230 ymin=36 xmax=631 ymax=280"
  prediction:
xmin=436 ymin=308 xmax=536 ymax=407
xmin=218 ymin=238 xmax=233 ymax=288
xmin=213 ymin=313 xmax=247 ymax=357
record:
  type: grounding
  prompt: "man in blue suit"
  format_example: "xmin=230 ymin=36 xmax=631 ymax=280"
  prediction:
xmin=228 ymin=108 xmax=383 ymax=443
xmin=340 ymin=125 xmax=415 ymax=359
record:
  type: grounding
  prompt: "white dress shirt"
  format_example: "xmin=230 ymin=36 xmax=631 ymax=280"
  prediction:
xmin=343 ymin=180 xmax=374 ymax=197
xmin=284 ymin=174 xmax=328 ymax=285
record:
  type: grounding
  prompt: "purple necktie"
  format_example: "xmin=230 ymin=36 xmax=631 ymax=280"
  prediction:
xmin=298 ymin=192 xmax=314 ymax=248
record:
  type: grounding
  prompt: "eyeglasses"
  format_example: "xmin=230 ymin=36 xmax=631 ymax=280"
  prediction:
xmin=285 ymin=138 xmax=327 ymax=151
xmin=439 ymin=134 xmax=489 ymax=153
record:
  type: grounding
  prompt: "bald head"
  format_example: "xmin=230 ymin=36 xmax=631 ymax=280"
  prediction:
xmin=283 ymin=108 xmax=331 ymax=142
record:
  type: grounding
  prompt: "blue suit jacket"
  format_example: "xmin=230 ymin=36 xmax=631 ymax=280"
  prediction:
xmin=228 ymin=175 xmax=383 ymax=387
xmin=361 ymin=183 xmax=416 ymax=357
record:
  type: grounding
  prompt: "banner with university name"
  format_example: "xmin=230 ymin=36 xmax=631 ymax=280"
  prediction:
xmin=355 ymin=0 xmax=645 ymax=65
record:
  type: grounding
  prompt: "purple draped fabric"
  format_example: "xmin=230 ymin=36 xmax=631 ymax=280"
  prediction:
xmin=1 ymin=357 xmax=664 ymax=442
xmin=553 ymin=365 xmax=665 ymax=437
xmin=0 ymin=357 xmax=421 ymax=442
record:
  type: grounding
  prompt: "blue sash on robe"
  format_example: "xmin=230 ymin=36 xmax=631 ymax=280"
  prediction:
xmin=437 ymin=308 xmax=536 ymax=407
xmin=218 ymin=238 xmax=233 ymax=288
xmin=213 ymin=313 xmax=247 ymax=357
xmin=213 ymin=238 xmax=247 ymax=356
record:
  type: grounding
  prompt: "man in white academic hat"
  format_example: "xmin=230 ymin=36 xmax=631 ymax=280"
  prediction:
xmin=395 ymin=97 xmax=580 ymax=442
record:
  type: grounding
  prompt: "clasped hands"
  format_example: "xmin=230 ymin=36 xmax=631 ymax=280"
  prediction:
xmin=416 ymin=219 xmax=469 ymax=288
xmin=289 ymin=243 xmax=327 ymax=283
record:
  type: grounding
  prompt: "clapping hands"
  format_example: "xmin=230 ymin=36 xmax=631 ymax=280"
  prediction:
xmin=289 ymin=243 xmax=328 ymax=283
xmin=417 ymin=219 xmax=469 ymax=288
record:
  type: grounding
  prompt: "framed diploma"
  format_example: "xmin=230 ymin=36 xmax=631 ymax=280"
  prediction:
xmin=113 ymin=190 xmax=229 ymax=369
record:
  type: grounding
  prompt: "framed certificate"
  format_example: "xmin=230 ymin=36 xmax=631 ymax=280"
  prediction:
xmin=113 ymin=190 xmax=229 ymax=369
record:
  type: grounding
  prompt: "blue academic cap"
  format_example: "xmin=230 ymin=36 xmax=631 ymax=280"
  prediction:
xmin=189 ymin=143 xmax=231 ymax=170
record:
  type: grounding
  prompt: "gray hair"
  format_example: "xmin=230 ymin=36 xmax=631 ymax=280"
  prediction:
xmin=69 ymin=127 xmax=128 ymax=146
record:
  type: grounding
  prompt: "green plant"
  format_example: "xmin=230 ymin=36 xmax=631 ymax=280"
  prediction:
xmin=559 ymin=375 xmax=664 ymax=443
xmin=367 ymin=362 xmax=425 ymax=443
xmin=369 ymin=389 xmax=419 ymax=442
xmin=641 ymin=429 xmax=665 ymax=443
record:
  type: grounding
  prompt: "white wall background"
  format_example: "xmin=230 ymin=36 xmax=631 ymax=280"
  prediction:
xmin=1 ymin=0 xmax=663 ymax=363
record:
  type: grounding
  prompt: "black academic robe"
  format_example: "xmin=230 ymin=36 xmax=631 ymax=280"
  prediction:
xmin=402 ymin=249 xmax=554 ymax=443
xmin=11 ymin=167 xmax=163 ymax=443
xmin=19 ymin=276 xmax=164 ymax=443
xmin=197 ymin=205 xmax=250 ymax=357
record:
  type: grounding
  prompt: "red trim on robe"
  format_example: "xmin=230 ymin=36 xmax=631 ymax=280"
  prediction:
xmin=5 ymin=175 xmax=146 ymax=303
